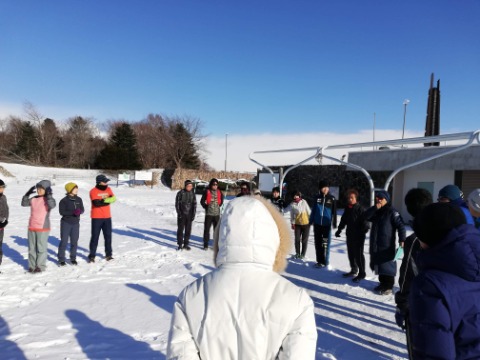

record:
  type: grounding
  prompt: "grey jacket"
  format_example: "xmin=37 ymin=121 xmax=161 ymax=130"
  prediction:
xmin=0 ymin=194 xmax=9 ymax=225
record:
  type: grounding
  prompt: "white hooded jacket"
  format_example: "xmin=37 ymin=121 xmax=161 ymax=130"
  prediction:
xmin=167 ymin=196 xmax=317 ymax=360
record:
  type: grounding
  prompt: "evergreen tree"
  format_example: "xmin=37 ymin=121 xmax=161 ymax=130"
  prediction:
xmin=14 ymin=121 xmax=40 ymax=163
xmin=166 ymin=123 xmax=200 ymax=169
xmin=95 ymin=123 xmax=142 ymax=170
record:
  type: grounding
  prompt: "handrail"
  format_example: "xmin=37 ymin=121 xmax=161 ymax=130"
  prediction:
xmin=249 ymin=130 xmax=480 ymax=205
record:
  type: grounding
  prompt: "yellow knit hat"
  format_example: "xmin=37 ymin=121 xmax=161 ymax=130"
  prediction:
xmin=65 ymin=182 xmax=78 ymax=194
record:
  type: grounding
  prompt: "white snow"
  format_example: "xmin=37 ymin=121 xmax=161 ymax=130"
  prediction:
xmin=0 ymin=162 xmax=408 ymax=359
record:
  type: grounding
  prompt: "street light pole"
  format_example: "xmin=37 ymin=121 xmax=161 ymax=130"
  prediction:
xmin=402 ymin=99 xmax=410 ymax=143
xmin=224 ymin=133 xmax=228 ymax=172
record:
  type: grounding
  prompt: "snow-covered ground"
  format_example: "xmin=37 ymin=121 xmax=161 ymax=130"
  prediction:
xmin=0 ymin=163 xmax=408 ymax=359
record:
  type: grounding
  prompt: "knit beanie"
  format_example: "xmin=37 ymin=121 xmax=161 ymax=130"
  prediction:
xmin=65 ymin=182 xmax=78 ymax=194
xmin=438 ymin=185 xmax=462 ymax=201
xmin=0 ymin=179 xmax=5 ymax=188
xmin=413 ymin=202 xmax=467 ymax=247
xmin=468 ymin=189 xmax=480 ymax=217
xmin=184 ymin=179 xmax=193 ymax=187
xmin=375 ymin=190 xmax=391 ymax=203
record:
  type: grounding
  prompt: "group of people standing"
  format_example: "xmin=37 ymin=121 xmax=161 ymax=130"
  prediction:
xmin=0 ymin=174 xmax=116 ymax=274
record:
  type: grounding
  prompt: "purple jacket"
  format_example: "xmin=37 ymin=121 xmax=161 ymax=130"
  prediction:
xmin=409 ymin=224 xmax=480 ymax=359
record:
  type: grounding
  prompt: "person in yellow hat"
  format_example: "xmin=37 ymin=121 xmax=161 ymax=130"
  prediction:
xmin=58 ymin=182 xmax=84 ymax=266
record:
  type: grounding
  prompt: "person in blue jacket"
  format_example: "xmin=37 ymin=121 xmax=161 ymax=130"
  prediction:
xmin=437 ymin=184 xmax=474 ymax=225
xmin=409 ymin=202 xmax=480 ymax=359
xmin=309 ymin=180 xmax=337 ymax=268
xmin=58 ymin=182 xmax=85 ymax=266
xmin=364 ymin=190 xmax=406 ymax=295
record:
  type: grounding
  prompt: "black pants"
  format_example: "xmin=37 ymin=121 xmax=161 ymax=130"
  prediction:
xmin=89 ymin=218 xmax=113 ymax=258
xmin=294 ymin=225 xmax=310 ymax=257
xmin=379 ymin=274 xmax=395 ymax=290
xmin=405 ymin=316 xmax=413 ymax=360
xmin=203 ymin=215 xmax=220 ymax=247
xmin=346 ymin=236 xmax=366 ymax=276
xmin=177 ymin=216 xmax=193 ymax=247
xmin=0 ymin=229 xmax=3 ymax=266
xmin=313 ymin=224 xmax=332 ymax=266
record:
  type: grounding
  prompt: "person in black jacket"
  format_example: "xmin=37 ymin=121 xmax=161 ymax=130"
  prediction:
xmin=335 ymin=189 xmax=369 ymax=282
xmin=270 ymin=186 xmax=285 ymax=213
xmin=309 ymin=180 xmax=337 ymax=268
xmin=58 ymin=182 xmax=85 ymax=266
xmin=176 ymin=180 xmax=197 ymax=251
xmin=200 ymin=178 xmax=224 ymax=250
xmin=394 ymin=188 xmax=432 ymax=359
xmin=364 ymin=190 xmax=406 ymax=295
xmin=0 ymin=179 xmax=9 ymax=270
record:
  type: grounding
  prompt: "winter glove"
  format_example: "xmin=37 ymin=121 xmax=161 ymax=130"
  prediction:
xmin=335 ymin=230 xmax=341 ymax=238
xmin=395 ymin=307 xmax=406 ymax=330
xmin=25 ymin=186 xmax=36 ymax=196
xmin=92 ymin=199 xmax=105 ymax=207
xmin=0 ymin=219 xmax=8 ymax=228
xmin=73 ymin=208 xmax=82 ymax=217
xmin=46 ymin=187 xmax=53 ymax=195
xmin=291 ymin=224 xmax=295 ymax=230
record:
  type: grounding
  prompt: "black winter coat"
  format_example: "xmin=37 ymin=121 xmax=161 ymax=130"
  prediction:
xmin=365 ymin=204 xmax=406 ymax=276
xmin=395 ymin=232 xmax=421 ymax=313
xmin=175 ymin=189 xmax=197 ymax=219
xmin=59 ymin=195 xmax=85 ymax=224
xmin=337 ymin=203 xmax=369 ymax=240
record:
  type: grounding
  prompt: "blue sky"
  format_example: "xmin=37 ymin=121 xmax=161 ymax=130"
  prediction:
xmin=1 ymin=1 xmax=479 ymax=144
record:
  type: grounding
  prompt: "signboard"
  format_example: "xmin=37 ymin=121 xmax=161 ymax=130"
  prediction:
xmin=134 ymin=171 xmax=153 ymax=181
xmin=258 ymin=173 xmax=280 ymax=192
xmin=118 ymin=173 xmax=130 ymax=181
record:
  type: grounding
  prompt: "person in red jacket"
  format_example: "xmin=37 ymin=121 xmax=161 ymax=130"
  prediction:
xmin=88 ymin=174 xmax=116 ymax=263
xmin=200 ymin=178 xmax=224 ymax=250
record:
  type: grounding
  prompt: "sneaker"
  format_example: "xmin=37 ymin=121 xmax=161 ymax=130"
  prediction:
xmin=342 ymin=271 xmax=358 ymax=278
xmin=34 ymin=267 xmax=42 ymax=273
xmin=352 ymin=274 xmax=366 ymax=283
xmin=88 ymin=257 xmax=95 ymax=263
xmin=71 ymin=260 xmax=78 ymax=266
xmin=203 ymin=246 xmax=208 ymax=251
xmin=184 ymin=246 xmax=191 ymax=251
xmin=314 ymin=263 xmax=326 ymax=268
xmin=373 ymin=284 xmax=383 ymax=292
xmin=28 ymin=268 xmax=34 ymax=273
xmin=105 ymin=256 xmax=114 ymax=261
xmin=59 ymin=261 xmax=66 ymax=266
xmin=177 ymin=246 xmax=183 ymax=251
xmin=300 ymin=254 xmax=306 ymax=259
xmin=294 ymin=253 xmax=301 ymax=259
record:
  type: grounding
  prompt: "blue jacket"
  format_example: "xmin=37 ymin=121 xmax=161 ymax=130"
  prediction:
xmin=409 ymin=224 xmax=480 ymax=360
xmin=309 ymin=193 xmax=337 ymax=228
xmin=364 ymin=204 xmax=406 ymax=276
xmin=450 ymin=198 xmax=475 ymax=226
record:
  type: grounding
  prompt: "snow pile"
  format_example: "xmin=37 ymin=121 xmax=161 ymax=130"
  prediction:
xmin=0 ymin=163 xmax=408 ymax=359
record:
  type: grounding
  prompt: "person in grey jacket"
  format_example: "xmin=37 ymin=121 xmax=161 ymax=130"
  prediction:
xmin=58 ymin=182 xmax=85 ymax=266
xmin=21 ymin=180 xmax=56 ymax=273
xmin=175 ymin=180 xmax=197 ymax=251
xmin=0 ymin=179 xmax=9 ymax=270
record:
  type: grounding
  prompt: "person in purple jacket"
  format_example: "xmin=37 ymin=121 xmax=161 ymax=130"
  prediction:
xmin=409 ymin=202 xmax=480 ymax=359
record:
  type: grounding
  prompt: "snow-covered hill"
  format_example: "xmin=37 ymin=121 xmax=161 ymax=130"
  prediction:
xmin=0 ymin=163 xmax=408 ymax=359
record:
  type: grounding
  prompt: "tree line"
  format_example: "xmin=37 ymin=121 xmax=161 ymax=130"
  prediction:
xmin=0 ymin=103 xmax=206 ymax=170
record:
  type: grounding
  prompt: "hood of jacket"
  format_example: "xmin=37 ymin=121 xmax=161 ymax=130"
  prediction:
xmin=417 ymin=224 xmax=480 ymax=282
xmin=214 ymin=196 xmax=291 ymax=272
xmin=36 ymin=180 xmax=51 ymax=189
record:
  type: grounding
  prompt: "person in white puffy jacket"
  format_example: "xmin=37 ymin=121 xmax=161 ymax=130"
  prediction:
xmin=167 ymin=196 xmax=317 ymax=360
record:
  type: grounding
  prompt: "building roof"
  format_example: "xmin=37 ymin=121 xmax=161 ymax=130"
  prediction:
xmin=348 ymin=144 xmax=480 ymax=171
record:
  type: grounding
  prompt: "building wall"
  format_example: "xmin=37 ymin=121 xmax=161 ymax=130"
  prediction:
xmin=394 ymin=169 xmax=455 ymax=222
